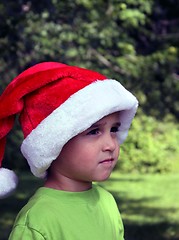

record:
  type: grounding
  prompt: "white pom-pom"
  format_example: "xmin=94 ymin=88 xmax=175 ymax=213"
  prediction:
xmin=0 ymin=168 xmax=18 ymax=199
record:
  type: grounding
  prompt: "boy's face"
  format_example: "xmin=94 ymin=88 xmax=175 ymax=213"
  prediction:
xmin=49 ymin=112 xmax=120 ymax=190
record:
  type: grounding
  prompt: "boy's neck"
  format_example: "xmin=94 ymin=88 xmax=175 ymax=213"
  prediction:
xmin=44 ymin=173 xmax=92 ymax=192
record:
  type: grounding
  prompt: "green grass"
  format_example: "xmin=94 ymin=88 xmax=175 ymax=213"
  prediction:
xmin=0 ymin=172 xmax=179 ymax=240
xmin=100 ymin=172 xmax=179 ymax=240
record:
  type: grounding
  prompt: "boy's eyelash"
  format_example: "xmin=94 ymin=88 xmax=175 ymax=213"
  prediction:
xmin=87 ymin=128 xmax=99 ymax=135
xmin=87 ymin=126 xmax=120 ymax=135
xmin=111 ymin=126 xmax=119 ymax=133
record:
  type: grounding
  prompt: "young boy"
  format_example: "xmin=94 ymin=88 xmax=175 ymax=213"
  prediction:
xmin=0 ymin=62 xmax=138 ymax=239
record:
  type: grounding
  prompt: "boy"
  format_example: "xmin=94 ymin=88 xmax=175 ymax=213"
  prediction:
xmin=0 ymin=62 xmax=138 ymax=239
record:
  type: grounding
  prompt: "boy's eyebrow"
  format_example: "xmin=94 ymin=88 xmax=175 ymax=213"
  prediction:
xmin=115 ymin=122 xmax=121 ymax=127
xmin=89 ymin=123 xmax=104 ymax=128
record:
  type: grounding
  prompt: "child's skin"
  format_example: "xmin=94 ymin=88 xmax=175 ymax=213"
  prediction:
xmin=45 ymin=112 xmax=120 ymax=192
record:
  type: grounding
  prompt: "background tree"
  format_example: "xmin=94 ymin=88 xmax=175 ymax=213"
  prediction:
xmin=0 ymin=0 xmax=179 ymax=173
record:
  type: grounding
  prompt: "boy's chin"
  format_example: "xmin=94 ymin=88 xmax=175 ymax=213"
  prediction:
xmin=93 ymin=173 xmax=112 ymax=182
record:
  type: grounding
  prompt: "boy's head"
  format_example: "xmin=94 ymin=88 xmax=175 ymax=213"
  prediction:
xmin=0 ymin=62 xmax=138 ymax=198
xmin=48 ymin=112 xmax=121 ymax=187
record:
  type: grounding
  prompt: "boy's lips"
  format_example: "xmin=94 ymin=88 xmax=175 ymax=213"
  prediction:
xmin=99 ymin=158 xmax=114 ymax=164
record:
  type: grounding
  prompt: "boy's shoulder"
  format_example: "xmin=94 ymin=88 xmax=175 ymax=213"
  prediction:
xmin=94 ymin=184 xmax=118 ymax=205
xmin=94 ymin=184 xmax=113 ymax=197
xmin=15 ymin=187 xmax=55 ymax=222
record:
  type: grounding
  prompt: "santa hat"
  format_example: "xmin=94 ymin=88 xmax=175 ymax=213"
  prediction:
xmin=0 ymin=62 xmax=138 ymax=198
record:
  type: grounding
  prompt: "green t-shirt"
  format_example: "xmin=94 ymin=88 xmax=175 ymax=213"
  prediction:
xmin=9 ymin=184 xmax=124 ymax=240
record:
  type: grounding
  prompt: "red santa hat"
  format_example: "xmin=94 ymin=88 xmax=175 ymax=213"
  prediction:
xmin=0 ymin=62 xmax=138 ymax=198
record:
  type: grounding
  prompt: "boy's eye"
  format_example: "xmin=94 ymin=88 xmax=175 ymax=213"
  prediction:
xmin=87 ymin=128 xmax=100 ymax=135
xmin=111 ymin=126 xmax=119 ymax=133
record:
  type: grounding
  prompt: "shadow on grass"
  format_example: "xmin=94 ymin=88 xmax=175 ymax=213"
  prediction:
xmin=99 ymin=173 xmax=179 ymax=240
xmin=111 ymin=191 xmax=179 ymax=240
xmin=124 ymin=222 xmax=179 ymax=240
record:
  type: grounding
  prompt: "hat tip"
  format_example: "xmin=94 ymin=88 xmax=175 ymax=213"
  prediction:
xmin=0 ymin=168 xmax=18 ymax=199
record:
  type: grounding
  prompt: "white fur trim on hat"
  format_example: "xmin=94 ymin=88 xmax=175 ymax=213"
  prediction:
xmin=21 ymin=79 xmax=138 ymax=178
xmin=0 ymin=168 xmax=18 ymax=199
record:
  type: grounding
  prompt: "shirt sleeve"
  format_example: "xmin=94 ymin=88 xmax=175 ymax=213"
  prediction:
xmin=9 ymin=225 xmax=45 ymax=240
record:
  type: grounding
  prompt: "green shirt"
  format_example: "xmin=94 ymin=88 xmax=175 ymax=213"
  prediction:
xmin=9 ymin=184 xmax=124 ymax=240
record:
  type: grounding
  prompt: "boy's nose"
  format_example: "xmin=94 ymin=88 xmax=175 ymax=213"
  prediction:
xmin=102 ymin=134 xmax=117 ymax=152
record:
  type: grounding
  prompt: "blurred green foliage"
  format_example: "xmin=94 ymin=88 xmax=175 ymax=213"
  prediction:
xmin=0 ymin=0 xmax=179 ymax=173
xmin=119 ymin=113 xmax=179 ymax=173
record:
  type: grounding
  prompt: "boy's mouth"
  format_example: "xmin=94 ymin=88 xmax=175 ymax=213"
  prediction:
xmin=99 ymin=158 xmax=114 ymax=164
